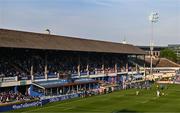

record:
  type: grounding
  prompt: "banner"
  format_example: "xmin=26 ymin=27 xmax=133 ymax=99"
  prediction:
xmin=0 ymin=101 xmax=42 ymax=112
xmin=0 ymin=93 xmax=80 ymax=112
xmin=1 ymin=76 xmax=17 ymax=82
xmin=41 ymin=93 xmax=79 ymax=104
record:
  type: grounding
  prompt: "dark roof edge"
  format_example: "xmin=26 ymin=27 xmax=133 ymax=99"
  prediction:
xmin=0 ymin=28 xmax=133 ymax=47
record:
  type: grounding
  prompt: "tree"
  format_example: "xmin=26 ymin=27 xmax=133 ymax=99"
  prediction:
xmin=160 ymin=48 xmax=177 ymax=62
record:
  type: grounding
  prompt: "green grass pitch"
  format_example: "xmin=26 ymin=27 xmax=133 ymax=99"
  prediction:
xmin=9 ymin=84 xmax=180 ymax=113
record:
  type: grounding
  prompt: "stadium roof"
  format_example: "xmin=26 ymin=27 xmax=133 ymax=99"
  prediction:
xmin=0 ymin=29 xmax=145 ymax=54
xmin=138 ymin=46 xmax=167 ymax=51
xmin=33 ymin=79 xmax=97 ymax=89
xmin=145 ymin=58 xmax=180 ymax=67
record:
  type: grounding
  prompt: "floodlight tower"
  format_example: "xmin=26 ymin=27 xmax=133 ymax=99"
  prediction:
xmin=149 ymin=12 xmax=159 ymax=80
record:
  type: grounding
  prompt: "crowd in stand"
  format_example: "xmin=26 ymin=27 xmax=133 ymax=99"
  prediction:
xmin=47 ymin=54 xmax=79 ymax=78
xmin=0 ymin=61 xmax=19 ymax=77
xmin=0 ymin=51 xmax=136 ymax=81
xmin=0 ymin=56 xmax=30 ymax=80
xmin=0 ymin=91 xmax=38 ymax=104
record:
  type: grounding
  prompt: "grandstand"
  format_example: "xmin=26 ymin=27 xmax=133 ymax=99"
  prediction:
xmin=129 ymin=55 xmax=180 ymax=81
xmin=0 ymin=29 xmax=147 ymax=111
xmin=138 ymin=46 xmax=166 ymax=58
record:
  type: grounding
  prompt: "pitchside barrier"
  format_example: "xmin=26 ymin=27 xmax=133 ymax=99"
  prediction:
xmin=0 ymin=93 xmax=80 ymax=112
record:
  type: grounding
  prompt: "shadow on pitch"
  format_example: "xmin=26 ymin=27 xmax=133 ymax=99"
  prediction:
xmin=113 ymin=109 xmax=141 ymax=113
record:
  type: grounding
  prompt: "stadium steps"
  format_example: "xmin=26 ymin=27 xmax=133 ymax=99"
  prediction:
xmin=155 ymin=58 xmax=180 ymax=67
xmin=136 ymin=57 xmax=180 ymax=67
xmin=128 ymin=57 xmax=180 ymax=68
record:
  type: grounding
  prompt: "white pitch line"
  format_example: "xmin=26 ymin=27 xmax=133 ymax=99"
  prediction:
xmin=140 ymin=97 xmax=159 ymax=104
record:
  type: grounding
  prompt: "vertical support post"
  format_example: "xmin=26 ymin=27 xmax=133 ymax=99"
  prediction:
xmin=30 ymin=61 xmax=34 ymax=80
xmin=126 ymin=63 xmax=128 ymax=72
xmin=143 ymin=55 xmax=146 ymax=76
xmin=72 ymin=85 xmax=74 ymax=92
xmin=102 ymin=55 xmax=105 ymax=74
xmin=69 ymin=86 xmax=71 ymax=93
xmin=51 ymin=88 xmax=52 ymax=96
xmin=115 ymin=61 xmax=117 ymax=73
xmin=45 ymin=53 xmax=48 ymax=80
xmin=87 ymin=54 xmax=89 ymax=77
xmin=78 ymin=55 xmax=80 ymax=77
xmin=150 ymin=47 xmax=153 ymax=78
xmin=63 ymin=86 xmax=65 ymax=94
xmin=43 ymin=89 xmax=46 ymax=96
xmin=135 ymin=55 xmax=138 ymax=72
xmin=77 ymin=85 xmax=79 ymax=92
xmin=141 ymin=55 xmax=146 ymax=82
xmin=57 ymin=87 xmax=59 ymax=95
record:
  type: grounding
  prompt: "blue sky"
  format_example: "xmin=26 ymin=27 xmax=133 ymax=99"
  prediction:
xmin=0 ymin=0 xmax=179 ymax=46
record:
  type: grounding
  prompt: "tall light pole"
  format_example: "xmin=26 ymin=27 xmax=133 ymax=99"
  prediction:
xmin=149 ymin=12 xmax=159 ymax=80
